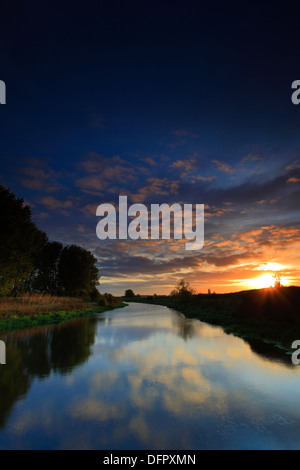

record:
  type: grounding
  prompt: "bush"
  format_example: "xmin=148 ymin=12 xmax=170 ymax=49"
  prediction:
xmin=170 ymin=279 xmax=196 ymax=305
xmin=124 ymin=289 xmax=135 ymax=298
xmin=97 ymin=296 xmax=107 ymax=307
xmin=89 ymin=287 xmax=101 ymax=302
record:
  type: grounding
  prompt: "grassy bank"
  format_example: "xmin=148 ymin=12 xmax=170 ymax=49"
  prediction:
xmin=124 ymin=287 xmax=300 ymax=353
xmin=0 ymin=294 xmax=127 ymax=333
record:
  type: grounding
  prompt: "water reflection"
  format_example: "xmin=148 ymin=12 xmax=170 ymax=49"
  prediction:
xmin=0 ymin=317 xmax=98 ymax=428
xmin=243 ymin=338 xmax=293 ymax=366
xmin=171 ymin=311 xmax=196 ymax=341
xmin=0 ymin=302 xmax=300 ymax=449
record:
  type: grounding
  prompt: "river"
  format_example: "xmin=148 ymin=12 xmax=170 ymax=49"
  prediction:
xmin=0 ymin=302 xmax=300 ymax=449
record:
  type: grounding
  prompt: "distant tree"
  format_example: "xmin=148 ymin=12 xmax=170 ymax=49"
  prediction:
xmin=273 ymin=271 xmax=282 ymax=288
xmin=0 ymin=185 xmax=47 ymax=295
xmin=170 ymin=279 xmax=196 ymax=304
xmin=125 ymin=289 xmax=135 ymax=298
xmin=58 ymin=244 xmax=99 ymax=296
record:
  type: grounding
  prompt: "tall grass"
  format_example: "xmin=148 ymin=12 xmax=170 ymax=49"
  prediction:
xmin=0 ymin=294 xmax=94 ymax=319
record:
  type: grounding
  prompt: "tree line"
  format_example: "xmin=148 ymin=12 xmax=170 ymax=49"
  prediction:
xmin=0 ymin=185 xmax=99 ymax=297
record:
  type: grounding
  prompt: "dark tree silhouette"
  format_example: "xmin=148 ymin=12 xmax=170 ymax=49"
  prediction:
xmin=32 ymin=241 xmax=64 ymax=293
xmin=273 ymin=271 xmax=282 ymax=288
xmin=0 ymin=185 xmax=100 ymax=297
xmin=0 ymin=185 xmax=47 ymax=295
xmin=125 ymin=289 xmax=135 ymax=298
xmin=58 ymin=244 xmax=99 ymax=296
xmin=170 ymin=279 xmax=196 ymax=304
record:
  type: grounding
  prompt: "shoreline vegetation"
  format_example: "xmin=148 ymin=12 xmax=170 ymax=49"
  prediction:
xmin=124 ymin=284 xmax=300 ymax=354
xmin=0 ymin=294 xmax=127 ymax=333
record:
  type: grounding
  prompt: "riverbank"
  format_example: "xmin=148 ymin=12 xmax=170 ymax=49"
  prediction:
xmin=0 ymin=294 xmax=127 ymax=333
xmin=124 ymin=287 xmax=300 ymax=354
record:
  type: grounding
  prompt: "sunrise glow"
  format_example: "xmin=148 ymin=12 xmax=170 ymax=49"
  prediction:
xmin=253 ymin=274 xmax=275 ymax=289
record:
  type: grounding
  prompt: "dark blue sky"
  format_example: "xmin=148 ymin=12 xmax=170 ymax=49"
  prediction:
xmin=1 ymin=1 xmax=300 ymax=294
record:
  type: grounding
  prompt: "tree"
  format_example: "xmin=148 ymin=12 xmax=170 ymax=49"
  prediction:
xmin=57 ymin=244 xmax=99 ymax=296
xmin=0 ymin=185 xmax=47 ymax=295
xmin=124 ymin=289 xmax=135 ymax=298
xmin=273 ymin=271 xmax=282 ymax=288
xmin=170 ymin=279 xmax=196 ymax=304
xmin=32 ymin=241 xmax=63 ymax=293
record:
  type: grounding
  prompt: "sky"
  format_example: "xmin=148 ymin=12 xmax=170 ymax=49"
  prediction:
xmin=1 ymin=1 xmax=300 ymax=295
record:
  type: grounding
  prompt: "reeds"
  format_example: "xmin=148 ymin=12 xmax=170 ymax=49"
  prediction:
xmin=0 ymin=293 xmax=93 ymax=319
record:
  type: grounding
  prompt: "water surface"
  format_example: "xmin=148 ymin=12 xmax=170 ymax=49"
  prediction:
xmin=0 ymin=302 xmax=299 ymax=449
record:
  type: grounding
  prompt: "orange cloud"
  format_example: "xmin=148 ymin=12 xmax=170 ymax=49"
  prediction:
xmin=212 ymin=159 xmax=235 ymax=173
xmin=287 ymin=176 xmax=300 ymax=183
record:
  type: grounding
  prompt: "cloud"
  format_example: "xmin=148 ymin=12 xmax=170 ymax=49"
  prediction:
xmin=20 ymin=165 xmax=62 ymax=192
xmin=204 ymin=204 xmax=235 ymax=218
xmin=287 ymin=176 xmax=300 ymax=184
xmin=39 ymin=196 xmax=73 ymax=211
xmin=212 ymin=160 xmax=235 ymax=174
xmin=255 ymin=199 xmax=266 ymax=204
xmin=76 ymin=153 xmax=136 ymax=192
xmin=171 ymin=157 xmax=197 ymax=177
xmin=171 ymin=129 xmax=198 ymax=138
xmin=242 ymin=153 xmax=263 ymax=163
xmin=81 ymin=203 xmax=99 ymax=216
xmin=171 ymin=159 xmax=196 ymax=171
xmin=130 ymin=178 xmax=179 ymax=203
xmin=286 ymin=160 xmax=300 ymax=171
xmin=170 ymin=156 xmax=216 ymax=182
xmin=167 ymin=129 xmax=197 ymax=148
xmin=196 ymin=175 xmax=216 ymax=182
xmin=92 ymin=217 xmax=300 ymax=295
xmin=141 ymin=157 xmax=156 ymax=166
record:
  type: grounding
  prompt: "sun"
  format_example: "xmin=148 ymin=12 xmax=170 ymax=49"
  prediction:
xmin=252 ymin=273 xmax=275 ymax=289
